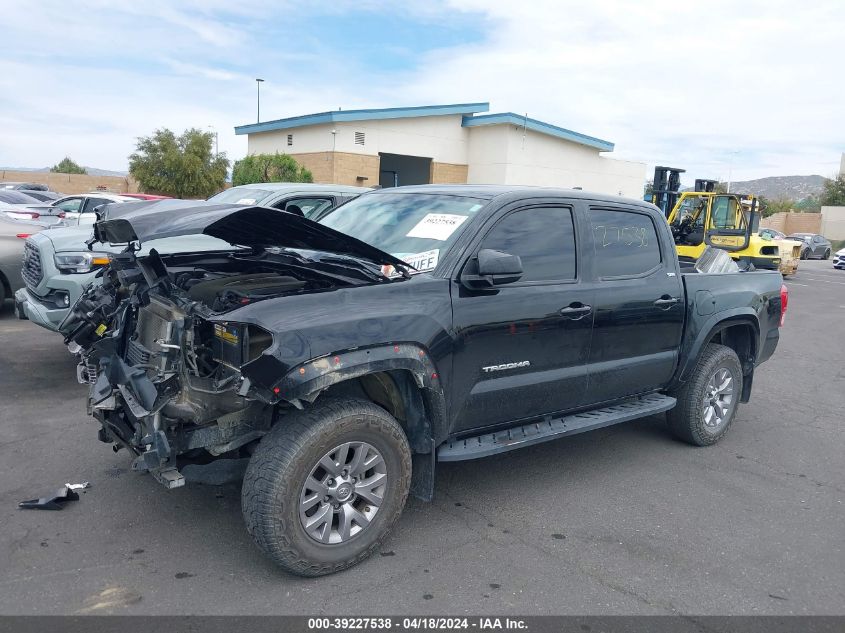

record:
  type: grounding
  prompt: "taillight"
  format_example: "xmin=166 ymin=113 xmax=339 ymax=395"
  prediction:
xmin=57 ymin=212 xmax=66 ymax=218
xmin=16 ymin=233 xmax=31 ymax=239
xmin=779 ymin=283 xmax=788 ymax=327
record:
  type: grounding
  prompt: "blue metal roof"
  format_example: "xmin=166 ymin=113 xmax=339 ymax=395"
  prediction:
xmin=235 ymin=102 xmax=490 ymax=135
xmin=461 ymin=113 xmax=614 ymax=152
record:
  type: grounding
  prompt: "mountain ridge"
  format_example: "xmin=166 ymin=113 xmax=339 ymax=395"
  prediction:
xmin=0 ymin=165 xmax=128 ymax=177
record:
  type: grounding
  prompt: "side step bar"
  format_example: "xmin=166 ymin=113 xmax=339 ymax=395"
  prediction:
xmin=437 ymin=393 xmax=676 ymax=462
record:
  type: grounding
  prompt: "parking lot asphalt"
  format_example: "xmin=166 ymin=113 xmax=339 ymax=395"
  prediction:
xmin=0 ymin=259 xmax=843 ymax=616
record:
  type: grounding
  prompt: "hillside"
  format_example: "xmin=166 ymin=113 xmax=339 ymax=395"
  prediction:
xmin=726 ymin=175 xmax=828 ymax=201
xmin=0 ymin=165 xmax=128 ymax=177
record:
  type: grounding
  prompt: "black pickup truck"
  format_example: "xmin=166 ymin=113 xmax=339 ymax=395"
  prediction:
xmin=63 ymin=186 xmax=786 ymax=576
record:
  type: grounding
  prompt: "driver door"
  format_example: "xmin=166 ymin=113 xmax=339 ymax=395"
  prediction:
xmin=449 ymin=202 xmax=595 ymax=433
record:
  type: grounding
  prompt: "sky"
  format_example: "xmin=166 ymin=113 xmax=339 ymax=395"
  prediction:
xmin=1 ymin=0 xmax=843 ymax=185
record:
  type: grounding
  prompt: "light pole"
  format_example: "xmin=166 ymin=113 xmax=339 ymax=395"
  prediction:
xmin=207 ymin=125 xmax=218 ymax=158
xmin=255 ymin=78 xmax=264 ymax=123
xmin=726 ymin=150 xmax=739 ymax=193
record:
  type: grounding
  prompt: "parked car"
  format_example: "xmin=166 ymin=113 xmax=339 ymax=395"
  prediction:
xmin=0 ymin=214 xmax=45 ymax=307
xmin=0 ymin=190 xmax=46 ymax=217
xmin=787 ymin=233 xmax=832 ymax=259
xmin=207 ymin=183 xmax=372 ymax=220
xmin=759 ymin=228 xmax=785 ymax=240
xmin=33 ymin=192 xmax=137 ymax=227
xmin=833 ymin=247 xmax=845 ymax=270
xmin=62 ymin=186 xmax=786 ymax=577
xmin=0 ymin=182 xmax=62 ymax=201
xmin=1 ymin=181 xmax=51 ymax=191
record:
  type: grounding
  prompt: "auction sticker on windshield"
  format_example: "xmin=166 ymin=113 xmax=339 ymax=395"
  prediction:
xmin=382 ymin=249 xmax=440 ymax=277
xmin=406 ymin=214 xmax=468 ymax=241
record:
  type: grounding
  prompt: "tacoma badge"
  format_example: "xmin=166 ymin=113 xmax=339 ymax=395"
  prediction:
xmin=482 ymin=360 xmax=530 ymax=373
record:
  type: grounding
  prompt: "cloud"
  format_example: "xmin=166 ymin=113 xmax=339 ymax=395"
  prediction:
xmin=1 ymin=0 xmax=842 ymax=184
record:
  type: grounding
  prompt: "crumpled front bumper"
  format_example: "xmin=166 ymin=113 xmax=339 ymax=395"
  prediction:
xmin=15 ymin=273 xmax=96 ymax=333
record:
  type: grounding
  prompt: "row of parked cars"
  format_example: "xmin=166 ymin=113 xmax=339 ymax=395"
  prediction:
xmin=758 ymin=227 xmax=836 ymax=261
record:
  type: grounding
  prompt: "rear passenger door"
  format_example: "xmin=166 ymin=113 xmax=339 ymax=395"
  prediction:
xmin=450 ymin=202 xmax=595 ymax=433
xmin=582 ymin=204 xmax=684 ymax=405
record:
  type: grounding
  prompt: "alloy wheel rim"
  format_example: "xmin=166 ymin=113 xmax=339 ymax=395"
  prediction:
xmin=299 ymin=441 xmax=387 ymax=544
xmin=701 ymin=366 xmax=735 ymax=429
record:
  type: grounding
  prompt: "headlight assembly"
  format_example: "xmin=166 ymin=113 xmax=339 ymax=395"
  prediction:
xmin=54 ymin=251 xmax=111 ymax=274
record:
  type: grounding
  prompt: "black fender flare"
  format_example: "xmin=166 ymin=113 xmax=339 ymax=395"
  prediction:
xmin=672 ymin=309 xmax=760 ymax=397
xmin=269 ymin=343 xmax=448 ymax=501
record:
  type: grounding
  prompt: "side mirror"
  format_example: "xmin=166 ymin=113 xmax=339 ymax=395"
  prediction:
xmin=462 ymin=249 xmax=523 ymax=288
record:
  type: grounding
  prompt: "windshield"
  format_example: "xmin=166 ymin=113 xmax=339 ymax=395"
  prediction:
xmin=207 ymin=187 xmax=274 ymax=205
xmin=319 ymin=193 xmax=486 ymax=272
xmin=788 ymin=234 xmax=811 ymax=241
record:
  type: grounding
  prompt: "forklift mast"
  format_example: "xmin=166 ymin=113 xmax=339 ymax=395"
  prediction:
xmin=694 ymin=179 xmax=719 ymax=192
xmin=651 ymin=166 xmax=685 ymax=218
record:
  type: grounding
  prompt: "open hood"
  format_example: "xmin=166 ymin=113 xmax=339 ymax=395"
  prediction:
xmin=93 ymin=201 xmax=410 ymax=268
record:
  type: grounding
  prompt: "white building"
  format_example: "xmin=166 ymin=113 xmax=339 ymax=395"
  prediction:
xmin=235 ymin=102 xmax=646 ymax=198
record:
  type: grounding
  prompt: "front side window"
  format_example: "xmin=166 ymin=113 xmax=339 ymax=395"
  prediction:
xmin=590 ymin=208 xmax=661 ymax=278
xmin=479 ymin=207 xmax=576 ymax=281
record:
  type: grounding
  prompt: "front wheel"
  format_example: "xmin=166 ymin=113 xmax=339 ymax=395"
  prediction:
xmin=242 ymin=398 xmax=411 ymax=577
xmin=800 ymin=249 xmax=808 ymax=260
xmin=667 ymin=343 xmax=743 ymax=446
xmin=823 ymin=249 xmax=830 ymax=260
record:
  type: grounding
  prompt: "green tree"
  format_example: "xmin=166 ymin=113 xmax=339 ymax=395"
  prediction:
xmin=794 ymin=195 xmax=821 ymax=213
xmin=758 ymin=196 xmax=794 ymax=218
xmin=232 ymin=152 xmax=313 ymax=186
xmin=128 ymin=128 xmax=229 ymax=198
xmin=820 ymin=175 xmax=845 ymax=207
xmin=50 ymin=156 xmax=87 ymax=174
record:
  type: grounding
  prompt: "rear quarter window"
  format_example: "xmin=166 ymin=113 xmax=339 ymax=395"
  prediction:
xmin=589 ymin=208 xmax=662 ymax=278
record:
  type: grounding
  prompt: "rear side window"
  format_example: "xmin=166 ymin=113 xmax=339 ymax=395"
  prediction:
xmin=82 ymin=197 xmax=112 ymax=213
xmin=589 ymin=208 xmax=661 ymax=278
xmin=53 ymin=197 xmax=83 ymax=213
xmin=481 ymin=207 xmax=576 ymax=281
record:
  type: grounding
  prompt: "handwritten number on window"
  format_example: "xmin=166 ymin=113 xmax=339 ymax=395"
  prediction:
xmin=593 ymin=226 xmax=648 ymax=248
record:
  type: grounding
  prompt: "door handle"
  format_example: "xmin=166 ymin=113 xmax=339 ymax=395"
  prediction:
xmin=559 ymin=304 xmax=592 ymax=319
xmin=654 ymin=296 xmax=680 ymax=308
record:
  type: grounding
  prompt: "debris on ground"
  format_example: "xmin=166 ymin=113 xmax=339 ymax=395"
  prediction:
xmin=18 ymin=485 xmax=81 ymax=510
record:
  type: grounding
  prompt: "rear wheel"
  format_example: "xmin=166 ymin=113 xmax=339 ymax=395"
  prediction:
xmin=241 ymin=398 xmax=411 ymax=577
xmin=668 ymin=343 xmax=743 ymax=446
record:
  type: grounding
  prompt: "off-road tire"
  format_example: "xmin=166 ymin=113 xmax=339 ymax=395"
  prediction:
xmin=242 ymin=398 xmax=411 ymax=577
xmin=667 ymin=343 xmax=743 ymax=446
xmin=823 ymin=249 xmax=830 ymax=260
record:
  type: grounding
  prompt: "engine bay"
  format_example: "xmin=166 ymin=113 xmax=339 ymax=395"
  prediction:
xmin=62 ymin=245 xmax=397 ymax=487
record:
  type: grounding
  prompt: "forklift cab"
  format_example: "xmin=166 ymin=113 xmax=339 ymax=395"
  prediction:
xmin=667 ymin=192 xmax=755 ymax=260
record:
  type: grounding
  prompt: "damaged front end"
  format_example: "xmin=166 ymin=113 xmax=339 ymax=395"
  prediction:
xmin=63 ymin=204 xmax=408 ymax=488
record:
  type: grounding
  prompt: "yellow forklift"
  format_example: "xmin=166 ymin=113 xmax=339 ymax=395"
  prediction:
xmin=651 ymin=166 xmax=783 ymax=271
